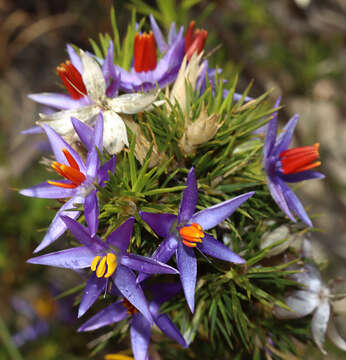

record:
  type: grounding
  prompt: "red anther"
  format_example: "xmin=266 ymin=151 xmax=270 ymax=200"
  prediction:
xmin=185 ymin=21 xmax=208 ymax=61
xmin=134 ymin=31 xmax=157 ymax=73
xmin=62 ymin=148 xmax=80 ymax=170
xmin=48 ymin=150 xmax=86 ymax=188
xmin=57 ymin=60 xmax=87 ymax=99
xmin=280 ymin=143 xmax=321 ymax=175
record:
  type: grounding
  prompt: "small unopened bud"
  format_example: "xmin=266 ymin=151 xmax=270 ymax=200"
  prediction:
xmin=169 ymin=52 xmax=204 ymax=114
xmin=260 ymin=224 xmax=297 ymax=257
xmin=180 ymin=105 xmax=221 ymax=154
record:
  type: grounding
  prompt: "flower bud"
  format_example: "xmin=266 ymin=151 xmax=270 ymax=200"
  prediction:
xmin=180 ymin=105 xmax=221 ymax=155
xmin=260 ymin=224 xmax=297 ymax=257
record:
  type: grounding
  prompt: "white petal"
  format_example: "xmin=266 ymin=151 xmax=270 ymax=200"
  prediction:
xmin=80 ymin=51 xmax=106 ymax=103
xmin=107 ymin=91 xmax=158 ymax=114
xmin=38 ymin=105 xmax=99 ymax=135
xmin=273 ymin=290 xmax=319 ymax=319
xmin=292 ymin=264 xmax=323 ymax=294
xmin=327 ymin=316 xmax=346 ymax=351
xmin=312 ymin=300 xmax=330 ymax=354
xmin=102 ymin=110 xmax=129 ymax=154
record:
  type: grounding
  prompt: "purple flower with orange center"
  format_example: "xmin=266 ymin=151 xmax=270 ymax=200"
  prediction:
xmin=27 ymin=216 xmax=179 ymax=321
xmin=139 ymin=168 xmax=254 ymax=312
xmin=19 ymin=116 xmax=116 ymax=252
xmin=116 ymin=15 xmax=186 ymax=92
xmin=264 ymin=113 xmax=324 ymax=227
xmin=78 ymin=282 xmax=187 ymax=360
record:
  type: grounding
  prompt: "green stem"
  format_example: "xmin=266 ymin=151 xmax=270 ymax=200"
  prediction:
xmin=0 ymin=316 xmax=24 ymax=360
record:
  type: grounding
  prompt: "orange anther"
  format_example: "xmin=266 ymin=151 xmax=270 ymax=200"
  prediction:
xmin=179 ymin=223 xmax=204 ymax=247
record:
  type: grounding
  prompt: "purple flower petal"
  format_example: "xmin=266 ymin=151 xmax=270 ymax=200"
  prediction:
xmin=19 ymin=181 xmax=76 ymax=199
xmin=278 ymin=178 xmax=313 ymax=227
xmin=131 ymin=314 xmax=151 ymax=360
xmin=97 ymin=156 xmax=116 ymax=187
xmin=137 ymin=234 xmax=178 ymax=283
xmin=86 ymin=146 xmax=100 ymax=179
xmin=113 ymin=265 xmax=153 ymax=324
xmin=120 ymin=254 xmax=179 ymax=275
xmin=67 ymin=44 xmax=82 ymax=73
xmin=102 ymin=40 xmax=115 ymax=85
xmin=191 ymin=192 xmax=254 ymax=230
xmin=150 ymin=14 xmax=166 ymax=53
xmin=153 ymin=312 xmax=187 ymax=348
xmin=42 ymin=124 xmax=86 ymax=172
xmin=139 ymin=211 xmax=177 ymax=237
xmin=27 ymin=246 xmax=94 ymax=269
xmin=178 ymin=168 xmax=198 ymax=224
xmin=71 ymin=117 xmax=94 ymax=151
xmin=273 ymin=114 xmax=299 ymax=157
xmin=176 ymin=241 xmax=196 ymax=313
xmin=273 ymin=290 xmax=319 ymax=319
xmin=197 ymin=234 xmax=245 ymax=264
xmin=94 ymin=112 xmax=104 ymax=151
xmin=28 ymin=93 xmax=83 ymax=110
xmin=168 ymin=22 xmax=177 ymax=44
xmin=106 ymin=217 xmax=134 ymax=251
xmin=78 ymin=273 xmax=107 ymax=318
xmin=267 ymin=177 xmax=295 ymax=223
xmin=281 ymin=171 xmax=325 ymax=183
xmin=139 ymin=211 xmax=177 ymax=238
xmin=21 ymin=125 xmax=44 ymax=135
xmin=84 ymin=190 xmax=99 ymax=237
xmin=60 ymin=215 xmax=105 ymax=251
xmin=149 ymin=282 xmax=182 ymax=306
xmin=264 ymin=117 xmax=278 ymax=159
xmin=34 ymin=196 xmax=82 ymax=253
xmin=312 ymin=300 xmax=330 ymax=355
xmin=78 ymin=301 xmax=127 ymax=331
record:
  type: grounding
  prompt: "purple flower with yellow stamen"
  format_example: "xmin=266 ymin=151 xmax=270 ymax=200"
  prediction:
xmin=19 ymin=116 xmax=116 ymax=252
xmin=78 ymin=282 xmax=187 ymax=360
xmin=27 ymin=216 xmax=179 ymax=322
xmin=139 ymin=168 xmax=254 ymax=312
xmin=264 ymin=112 xmax=324 ymax=227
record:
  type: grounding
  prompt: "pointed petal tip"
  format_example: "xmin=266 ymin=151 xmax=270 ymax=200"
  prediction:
xmin=33 ymin=242 xmax=47 ymax=254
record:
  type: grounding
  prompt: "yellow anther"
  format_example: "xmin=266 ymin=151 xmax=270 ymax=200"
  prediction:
xmin=104 ymin=253 xmax=117 ymax=278
xmin=96 ymin=256 xmax=107 ymax=278
xmin=91 ymin=256 xmax=101 ymax=271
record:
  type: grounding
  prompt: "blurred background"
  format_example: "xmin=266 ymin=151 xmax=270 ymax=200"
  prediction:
xmin=0 ymin=0 xmax=345 ymax=358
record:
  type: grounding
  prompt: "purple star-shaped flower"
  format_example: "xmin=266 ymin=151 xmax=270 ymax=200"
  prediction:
xmin=20 ymin=116 xmax=116 ymax=252
xmin=263 ymin=109 xmax=324 ymax=227
xmin=78 ymin=282 xmax=187 ymax=360
xmin=27 ymin=216 xmax=179 ymax=322
xmin=139 ymin=168 xmax=254 ymax=312
xmin=115 ymin=15 xmax=185 ymax=92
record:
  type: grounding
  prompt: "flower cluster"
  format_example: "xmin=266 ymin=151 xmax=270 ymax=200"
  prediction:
xmin=19 ymin=11 xmax=344 ymax=360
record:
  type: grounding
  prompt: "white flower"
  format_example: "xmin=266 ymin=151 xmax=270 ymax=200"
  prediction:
xmin=274 ymin=241 xmax=346 ymax=354
xmin=38 ymin=51 xmax=158 ymax=154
